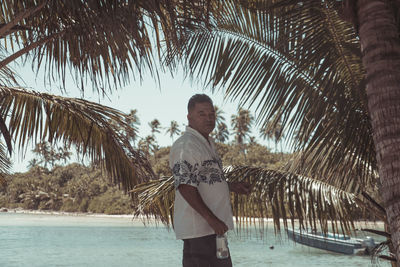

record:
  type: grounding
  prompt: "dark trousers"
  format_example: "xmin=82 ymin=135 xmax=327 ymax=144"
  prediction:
xmin=182 ymin=234 xmax=233 ymax=267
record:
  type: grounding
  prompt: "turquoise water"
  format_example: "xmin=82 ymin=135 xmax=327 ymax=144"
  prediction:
xmin=0 ymin=213 xmax=389 ymax=267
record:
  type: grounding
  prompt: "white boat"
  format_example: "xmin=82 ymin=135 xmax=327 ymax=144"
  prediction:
xmin=287 ymin=228 xmax=375 ymax=255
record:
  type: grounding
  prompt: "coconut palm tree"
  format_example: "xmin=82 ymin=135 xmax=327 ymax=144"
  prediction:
xmin=212 ymin=122 xmax=229 ymax=143
xmin=166 ymin=0 xmax=400 ymax=262
xmin=165 ymin=120 xmax=181 ymax=142
xmin=148 ymin=119 xmax=161 ymax=150
xmin=149 ymin=119 xmax=161 ymax=136
xmin=231 ymin=107 xmax=253 ymax=147
xmin=350 ymin=2 xmax=400 ymax=263
xmin=27 ymin=158 xmax=40 ymax=170
xmin=166 ymin=0 xmax=376 ymax=196
xmin=212 ymin=105 xmax=229 ymax=143
xmin=132 ymin=0 xmax=399 ymax=261
xmin=214 ymin=105 xmax=226 ymax=126
xmin=138 ymin=135 xmax=158 ymax=159
xmin=259 ymin=115 xmax=285 ymax=154
xmin=31 ymin=141 xmax=71 ymax=168
xmin=125 ymin=109 xmax=140 ymax=145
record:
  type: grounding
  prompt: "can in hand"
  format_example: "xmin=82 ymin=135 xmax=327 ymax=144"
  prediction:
xmin=216 ymin=234 xmax=229 ymax=259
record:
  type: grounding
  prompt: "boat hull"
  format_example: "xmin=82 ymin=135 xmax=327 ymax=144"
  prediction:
xmin=287 ymin=229 xmax=363 ymax=255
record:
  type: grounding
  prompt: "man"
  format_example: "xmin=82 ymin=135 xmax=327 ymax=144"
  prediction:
xmin=170 ymin=94 xmax=251 ymax=267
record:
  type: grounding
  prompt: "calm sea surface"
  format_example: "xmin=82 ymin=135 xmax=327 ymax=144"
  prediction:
xmin=0 ymin=213 xmax=389 ymax=267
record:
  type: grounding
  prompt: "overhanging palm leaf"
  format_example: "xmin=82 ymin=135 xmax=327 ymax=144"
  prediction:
xmin=0 ymin=142 xmax=11 ymax=186
xmin=226 ymin=166 xmax=373 ymax=235
xmin=0 ymin=114 xmax=12 ymax=156
xmin=0 ymin=55 xmax=18 ymax=87
xmin=131 ymin=176 xmax=175 ymax=226
xmin=167 ymin=0 xmax=374 ymax=192
xmin=0 ymin=86 xmax=154 ymax=190
xmin=0 ymin=0 xmax=214 ymax=92
xmin=132 ymin=166 xmax=372 ymax=236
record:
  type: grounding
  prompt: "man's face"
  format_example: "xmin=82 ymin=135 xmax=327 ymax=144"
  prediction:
xmin=187 ymin=102 xmax=216 ymax=138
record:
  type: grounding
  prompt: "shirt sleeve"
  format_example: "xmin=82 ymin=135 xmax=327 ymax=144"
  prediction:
xmin=170 ymin=144 xmax=200 ymax=189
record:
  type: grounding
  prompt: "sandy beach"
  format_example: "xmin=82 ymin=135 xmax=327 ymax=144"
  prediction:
xmin=1 ymin=207 xmax=385 ymax=231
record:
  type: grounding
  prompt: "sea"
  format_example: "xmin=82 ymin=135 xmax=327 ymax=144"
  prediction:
xmin=0 ymin=212 xmax=390 ymax=267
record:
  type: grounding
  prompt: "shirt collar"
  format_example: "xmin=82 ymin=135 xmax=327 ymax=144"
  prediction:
xmin=185 ymin=126 xmax=213 ymax=144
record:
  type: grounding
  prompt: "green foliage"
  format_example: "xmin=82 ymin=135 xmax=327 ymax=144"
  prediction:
xmin=1 ymin=110 xmax=288 ymax=215
xmin=150 ymin=147 xmax=172 ymax=178
xmin=0 ymin=163 xmax=133 ymax=214
xmin=88 ymin=188 xmax=132 ymax=215
xmin=215 ymin=142 xmax=287 ymax=169
xmin=31 ymin=141 xmax=72 ymax=169
xmin=1 ymin=139 xmax=288 ymax=215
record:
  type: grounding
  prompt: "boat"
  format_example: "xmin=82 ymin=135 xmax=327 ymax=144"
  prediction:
xmin=287 ymin=228 xmax=375 ymax=255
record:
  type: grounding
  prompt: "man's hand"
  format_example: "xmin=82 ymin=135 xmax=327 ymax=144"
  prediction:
xmin=228 ymin=181 xmax=251 ymax=195
xmin=206 ymin=215 xmax=229 ymax=236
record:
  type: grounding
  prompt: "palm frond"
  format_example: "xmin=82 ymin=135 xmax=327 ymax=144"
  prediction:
xmin=133 ymin=165 xmax=364 ymax=236
xmin=226 ymin=166 xmax=361 ymax=235
xmin=131 ymin=176 xmax=175 ymax=226
xmin=0 ymin=141 xmax=11 ymax=185
xmin=369 ymin=240 xmax=397 ymax=263
xmin=166 ymin=0 xmax=374 ymax=191
xmin=0 ymin=57 xmax=18 ymax=86
xmin=0 ymin=86 xmax=154 ymax=190
xmin=0 ymin=0 xmax=214 ymax=92
xmin=0 ymin=113 xmax=12 ymax=155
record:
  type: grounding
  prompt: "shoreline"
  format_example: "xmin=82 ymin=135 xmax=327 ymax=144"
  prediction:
xmin=1 ymin=207 xmax=385 ymax=229
xmin=0 ymin=207 xmax=137 ymax=219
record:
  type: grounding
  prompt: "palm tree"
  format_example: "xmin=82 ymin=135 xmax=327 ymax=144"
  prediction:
xmin=212 ymin=105 xmax=229 ymax=143
xmin=167 ymin=0 xmax=400 ymax=262
xmin=32 ymin=141 xmax=52 ymax=168
xmin=167 ymin=0 xmax=374 ymax=198
xmin=165 ymin=120 xmax=181 ymax=142
xmin=214 ymin=105 xmax=226 ymax=126
xmin=350 ymin=2 xmax=400 ymax=264
xmin=125 ymin=109 xmax=140 ymax=145
xmin=149 ymin=119 xmax=161 ymax=135
xmin=133 ymin=0 xmax=399 ymax=261
xmin=231 ymin=108 xmax=253 ymax=146
xmin=27 ymin=158 xmax=40 ymax=169
xmin=138 ymin=135 xmax=158 ymax=159
xmin=259 ymin=115 xmax=284 ymax=153
xmin=32 ymin=141 xmax=72 ymax=168
xmin=212 ymin=122 xmax=229 ymax=143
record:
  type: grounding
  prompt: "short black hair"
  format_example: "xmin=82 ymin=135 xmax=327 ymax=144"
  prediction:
xmin=187 ymin=94 xmax=213 ymax=112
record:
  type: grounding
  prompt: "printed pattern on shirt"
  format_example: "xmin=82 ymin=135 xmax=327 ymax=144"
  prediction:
xmin=173 ymin=158 xmax=224 ymax=188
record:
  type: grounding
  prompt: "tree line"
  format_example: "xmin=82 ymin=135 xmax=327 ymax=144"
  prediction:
xmin=114 ymin=106 xmax=285 ymax=158
xmin=1 ymin=0 xmax=399 ymax=263
xmin=0 ymin=138 xmax=289 ymax=215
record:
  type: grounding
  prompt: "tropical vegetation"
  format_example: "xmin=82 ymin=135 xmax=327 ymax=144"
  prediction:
xmin=132 ymin=0 xmax=400 ymax=264
xmin=0 ymin=0 xmax=214 ymax=188
xmin=1 ymin=0 xmax=400 ymax=265
xmin=0 ymin=113 xmax=289 ymax=215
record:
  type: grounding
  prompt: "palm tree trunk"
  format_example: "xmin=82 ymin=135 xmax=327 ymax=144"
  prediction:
xmin=357 ymin=0 xmax=400 ymax=264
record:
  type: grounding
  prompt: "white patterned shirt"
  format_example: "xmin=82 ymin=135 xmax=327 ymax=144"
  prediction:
xmin=170 ymin=126 xmax=234 ymax=239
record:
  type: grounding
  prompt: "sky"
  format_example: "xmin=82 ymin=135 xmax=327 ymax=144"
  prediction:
xmin=9 ymin=59 xmax=286 ymax=173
